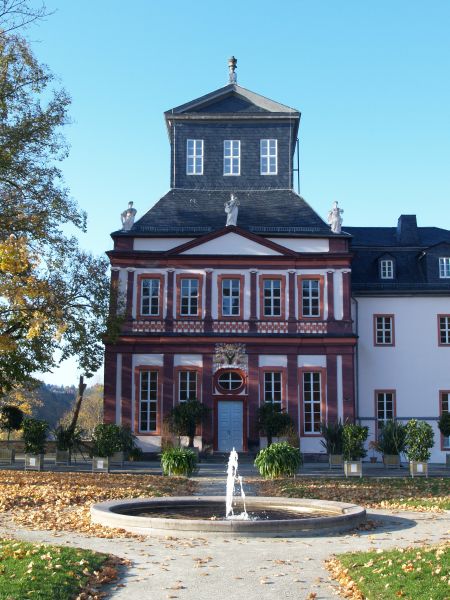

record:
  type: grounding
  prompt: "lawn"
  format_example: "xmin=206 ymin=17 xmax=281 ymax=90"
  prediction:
xmin=327 ymin=543 xmax=450 ymax=600
xmin=0 ymin=538 xmax=116 ymax=600
xmin=256 ymin=477 xmax=450 ymax=511
xmin=0 ymin=471 xmax=195 ymax=536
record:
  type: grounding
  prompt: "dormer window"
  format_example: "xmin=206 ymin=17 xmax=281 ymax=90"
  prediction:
xmin=260 ymin=139 xmax=277 ymax=175
xmin=380 ymin=259 xmax=394 ymax=279
xmin=186 ymin=139 xmax=203 ymax=175
xmin=223 ymin=140 xmax=240 ymax=175
xmin=439 ymin=257 xmax=450 ymax=278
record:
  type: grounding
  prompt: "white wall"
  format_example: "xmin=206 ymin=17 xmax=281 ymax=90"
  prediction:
xmin=356 ymin=296 xmax=450 ymax=461
xmin=134 ymin=237 xmax=194 ymax=251
xmin=267 ymin=238 xmax=329 ymax=253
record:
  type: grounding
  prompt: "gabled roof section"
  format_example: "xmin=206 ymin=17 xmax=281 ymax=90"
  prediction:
xmin=113 ymin=189 xmax=335 ymax=238
xmin=166 ymin=226 xmax=297 ymax=257
xmin=165 ymin=83 xmax=299 ymax=116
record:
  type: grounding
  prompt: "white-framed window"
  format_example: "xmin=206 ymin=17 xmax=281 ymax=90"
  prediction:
xmin=179 ymin=371 xmax=197 ymax=402
xmin=223 ymin=140 xmax=240 ymax=176
xmin=217 ymin=370 xmax=243 ymax=391
xmin=441 ymin=392 xmax=450 ymax=449
xmin=303 ymin=371 xmax=321 ymax=433
xmin=302 ymin=279 xmax=320 ymax=317
xmin=260 ymin=139 xmax=277 ymax=175
xmin=380 ymin=259 xmax=394 ymax=279
xmin=221 ymin=278 xmax=240 ymax=316
xmin=439 ymin=257 xmax=450 ymax=278
xmin=374 ymin=315 xmax=394 ymax=345
xmin=439 ymin=315 xmax=450 ymax=345
xmin=180 ymin=278 xmax=199 ymax=316
xmin=376 ymin=391 xmax=395 ymax=433
xmin=264 ymin=372 xmax=282 ymax=408
xmin=141 ymin=278 xmax=160 ymax=316
xmin=140 ymin=371 xmax=158 ymax=432
xmin=186 ymin=139 xmax=203 ymax=175
xmin=263 ymin=279 xmax=282 ymax=317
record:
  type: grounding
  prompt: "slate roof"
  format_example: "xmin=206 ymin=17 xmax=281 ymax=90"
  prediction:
xmin=344 ymin=224 xmax=450 ymax=293
xmin=114 ymin=189 xmax=334 ymax=237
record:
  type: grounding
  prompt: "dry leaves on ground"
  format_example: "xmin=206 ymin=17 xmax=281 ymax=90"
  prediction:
xmin=0 ymin=471 xmax=195 ymax=537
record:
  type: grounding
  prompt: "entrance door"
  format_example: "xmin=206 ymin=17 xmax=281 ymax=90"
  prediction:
xmin=217 ymin=401 xmax=243 ymax=452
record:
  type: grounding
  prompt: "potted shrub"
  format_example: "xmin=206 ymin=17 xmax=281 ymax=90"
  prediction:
xmin=257 ymin=403 xmax=293 ymax=447
xmin=53 ymin=425 xmax=84 ymax=465
xmin=161 ymin=447 xmax=198 ymax=476
xmin=91 ymin=423 xmax=122 ymax=472
xmin=437 ymin=412 xmax=450 ymax=467
xmin=168 ymin=398 xmax=209 ymax=450
xmin=342 ymin=423 xmax=368 ymax=477
xmin=320 ymin=420 xmax=344 ymax=468
xmin=405 ymin=419 xmax=434 ymax=477
xmin=377 ymin=419 xmax=407 ymax=468
xmin=0 ymin=405 xmax=24 ymax=464
xmin=23 ymin=417 xmax=48 ymax=471
xmin=110 ymin=425 xmax=138 ymax=466
xmin=254 ymin=441 xmax=302 ymax=479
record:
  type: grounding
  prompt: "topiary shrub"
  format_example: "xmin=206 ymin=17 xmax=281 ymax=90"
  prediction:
xmin=438 ymin=413 xmax=450 ymax=438
xmin=91 ymin=424 xmax=122 ymax=458
xmin=342 ymin=423 xmax=368 ymax=460
xmin=377 ymin=420 xmax=407 ymax=456
xmin=254 ymin=441 xmax=302 ymax=479
xmin=118 ymin=425 xmax=138 ymax=455
xmin=405 ymin=419 xmax=434 ymax=462
xmin=0 ymin=405 xmax=24 ymax=445
xmin=168 ymin=399 xmax=209 ymax=448
xmin=320 ymin=420 xmax=344 ymax=455
xmin=22 ymin=418 xmax=48 ymax=455
xmin=160 ymin=447 xmax=197 ymax=476
xmin=257 ymin=403 xmax=293 ymax=447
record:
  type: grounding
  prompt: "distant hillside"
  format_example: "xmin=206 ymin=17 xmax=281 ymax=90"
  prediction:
xmin=34 ymin=384 xmax=76 ymax=427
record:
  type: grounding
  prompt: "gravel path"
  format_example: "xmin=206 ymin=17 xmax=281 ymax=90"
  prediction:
xmin=0 ymin=471 xmax=448 ymax=600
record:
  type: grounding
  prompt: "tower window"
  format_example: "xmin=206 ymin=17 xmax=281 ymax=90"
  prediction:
xmin=186 ymin=139 xmax=203 ymax=175
xmin=380 ymin=259 xmax=394 ymax=279
xmin=439 ymin=257 xmax=450 ymax=278
xmin=224 ymin=140 xmax=240 ymax=175
xmin=260 ymin=139 xmax=277 ymax=175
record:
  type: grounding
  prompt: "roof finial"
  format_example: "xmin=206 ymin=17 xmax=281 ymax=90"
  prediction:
xmin=228 ymin=56 xmax=237 ymax=84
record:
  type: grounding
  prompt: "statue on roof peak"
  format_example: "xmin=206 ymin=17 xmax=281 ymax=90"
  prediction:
xmin=327 ymin=201 xmax=344 ymax=234
xmin=121 ymin=201 xmax=137 ymax=231
xmin=228 ymin=56 xmax=237 ymax=84
xmin=225 ymin=193 xmax=239 ymax=227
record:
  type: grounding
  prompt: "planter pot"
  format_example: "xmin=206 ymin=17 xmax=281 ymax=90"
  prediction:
xmin=344 ymin=460 xmax=363 ymax=478
xmin=25 ymin=454 xmax=44 ymax=471
xmin=383 ymin=454 xmax=401 ymax=469
xmin=92 ymin=457 xmax=110 ymax=473
xmin=110 ymin=451 xmax=125 ymax=467
xmin=0 ymin=448 xmax=15 ymax=465
xmin=370 ymin=457 xmax=378 ymax=463
xmin=329 ymin=454 xmax=343 ymax=469
xmin=55 ymin=449 xmax=70 ymax=465
xmin=409 ymin=461 xmax=428 ymax=478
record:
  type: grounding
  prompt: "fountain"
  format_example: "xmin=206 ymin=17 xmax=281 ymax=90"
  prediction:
xmin=91 ymin=450 xmax=366 ymax=537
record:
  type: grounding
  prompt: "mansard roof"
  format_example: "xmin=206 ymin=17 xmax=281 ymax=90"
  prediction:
xmin=345 ymin=224 xmax=450 ymax=293
xmin=114 ymin=189 xmax=336 ymax=238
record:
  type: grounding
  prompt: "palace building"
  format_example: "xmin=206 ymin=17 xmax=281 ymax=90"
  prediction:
xmin=104 ymin=58 xmax=450 ymax=460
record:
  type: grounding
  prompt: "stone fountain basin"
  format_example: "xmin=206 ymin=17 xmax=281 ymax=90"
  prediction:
xmin=91 ymin=496 xmax=366 ymax=537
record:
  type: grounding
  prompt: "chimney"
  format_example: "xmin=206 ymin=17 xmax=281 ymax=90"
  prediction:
xmin=396 ymin=215 xmax=419 ymax=245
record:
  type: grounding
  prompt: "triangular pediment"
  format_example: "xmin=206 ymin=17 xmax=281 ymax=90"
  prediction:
xmin=166 ymin=226 xmax=296 ymax=257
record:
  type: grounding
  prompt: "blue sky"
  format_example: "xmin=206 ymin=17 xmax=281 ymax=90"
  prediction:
xmin=33 ymin=0 xmax=450 ymax=385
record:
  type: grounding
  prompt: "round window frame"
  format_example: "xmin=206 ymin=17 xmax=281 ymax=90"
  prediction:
xmin=214 ymin=368 xmax=246 ymax=395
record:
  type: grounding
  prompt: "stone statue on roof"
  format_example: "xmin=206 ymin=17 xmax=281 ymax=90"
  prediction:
xmin=121 ymin=201 xmax=137 ymax=231
xmin=327 ymin=201 xmax=343 ymax=234
xmin=224 ymin=193 xmax=239 ymax=227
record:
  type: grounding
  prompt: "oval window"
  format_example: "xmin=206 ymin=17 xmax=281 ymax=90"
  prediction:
xmin=217 ymin=371 xmax=243 ymax=391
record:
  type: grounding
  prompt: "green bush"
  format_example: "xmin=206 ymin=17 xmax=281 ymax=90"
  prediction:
xmin=118 ymin=425 xmax=138 ymax=454
xmin=342 ymin=423 xmax=368 ymax=460
xmin=405 ymin=419 xmax=434 ymax=462
xmin=168 ymin=399 xmax=209 ymax=447
xmin=254 ymin=442 xmax=302 ymax=479
xmin=53 ymin=424 xmax=84 ymax=452
xmin=377 ymin=420 xmax=407 ymax=456
xmin=320 ymin=420 xmax=344 ymax=454
xmin=257 ymin=403 xmax=293 ymax=447
xmin=438 ymin=413 xmax=450 ymax=438
xmin=91 ymin=424 xmax=122 ymax=458
xmin=0 ymin=405 xmax=24 ymax=444
xmin=160 ymin=447 xmax=197 ymax=476
xmin=22 ymin=418 xmax=48 ymax=454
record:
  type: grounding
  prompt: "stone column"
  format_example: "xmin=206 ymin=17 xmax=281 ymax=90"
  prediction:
xmin=288 ymin=270 xmax=296 ymax=333
xmin=103 ymin=348 xmax=117 ymax=424
xmin=247 ymin=352 xmax=259 ymax=445
xmin=287 ymin=353 xmax=299 ymax=431
xmin=125 ymin=268 xmax=135 ymax=320
xmin=204 ymin=269 xmax=213 ymax=332
xmin=249 ymin=270 xmax=258 ymax=332
xmin=327 ymin=271 xmax=335 ymax=321
xmin=165 ymin=269 xmax=174 ymax=332
xmin=342 ymin=271 xmax=351 ymax=322
xmin=326 ymin=354 xmax=338 ymax=423
xmin=121 ymin=353 xmax=133 ymax=428
xmin=201 ymin=353 xmax=214 ymax=448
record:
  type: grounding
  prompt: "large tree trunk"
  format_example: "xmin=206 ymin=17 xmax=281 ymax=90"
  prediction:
xmin=69 ymin=375 xmax=87 ymax=433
